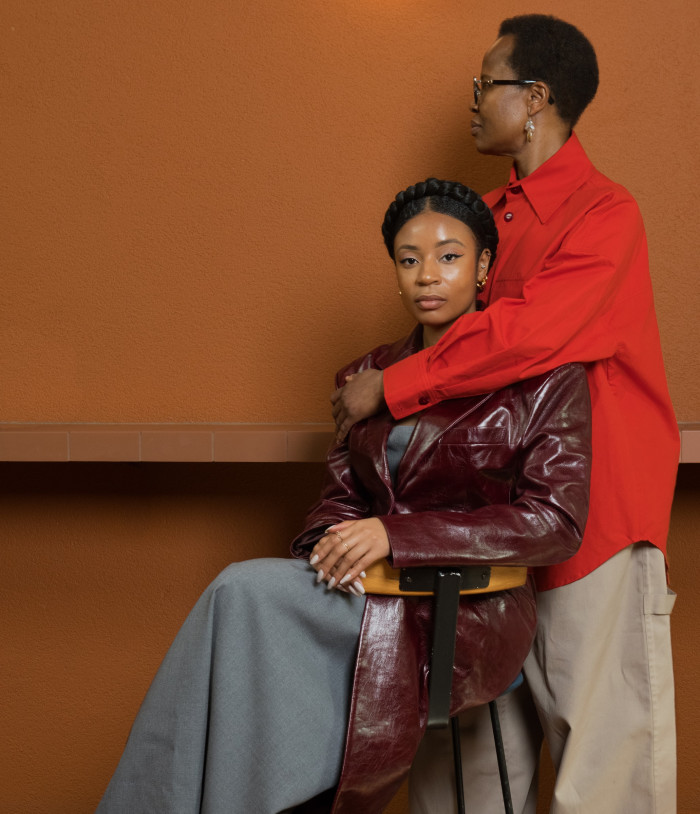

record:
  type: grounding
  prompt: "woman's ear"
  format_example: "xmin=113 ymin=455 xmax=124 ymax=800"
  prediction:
xmin=528 ymin=81 xmax=551 ymax=115
xmin=477 ymin=248 xmax=491 ymax=284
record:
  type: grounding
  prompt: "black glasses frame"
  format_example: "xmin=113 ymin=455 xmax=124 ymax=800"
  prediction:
xmin=473 ymin=77 xmax=555 ymax=106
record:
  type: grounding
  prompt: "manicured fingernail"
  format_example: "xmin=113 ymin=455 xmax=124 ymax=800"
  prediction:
xmin=339 ymin=573 xmax=352 ymax=585
xmin=316 ymin=569 xmax=324 ymax=584
xmin=353 ymin=580 xmax=365 ymax=595
xmin=360 ymin=571 xmax=366 ymax=578
xmin=310 ymin=555 xmax=319 ymax=565
xmin=327 ymin=577 xmax=336 ymax=589
xmin=347 ymin=585 xmax=360 ymax=597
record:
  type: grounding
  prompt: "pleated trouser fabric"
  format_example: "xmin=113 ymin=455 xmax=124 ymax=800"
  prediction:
xmin=97 ymin=558 xmax=366 ymax=814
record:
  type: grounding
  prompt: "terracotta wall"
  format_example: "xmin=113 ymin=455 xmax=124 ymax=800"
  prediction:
xmin=2 ymin=0 xmax=698 ymax=422
xmin=1 ymin=1 xmax=698 ymax=812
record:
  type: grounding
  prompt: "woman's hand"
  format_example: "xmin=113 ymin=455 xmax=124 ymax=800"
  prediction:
xmin=331 ymin=369 xmax=385 ymax=442
xmin=310 ymin=518 xmax=390 ymax=594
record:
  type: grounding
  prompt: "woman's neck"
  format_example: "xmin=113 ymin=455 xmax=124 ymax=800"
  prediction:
xmin=513 ymin=124 xmax=571 ymax=179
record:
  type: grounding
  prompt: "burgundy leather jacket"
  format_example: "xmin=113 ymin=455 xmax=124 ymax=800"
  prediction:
xmin=291 ymin=327 xmax=591 ymax=813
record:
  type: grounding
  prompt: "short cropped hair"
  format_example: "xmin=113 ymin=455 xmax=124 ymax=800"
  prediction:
xmin=499 ymin=14 xmax=599 ymax=126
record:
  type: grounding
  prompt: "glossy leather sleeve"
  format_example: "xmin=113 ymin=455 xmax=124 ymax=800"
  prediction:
xmin=383 ymin=363 xmax=591 ymax=568
xmin=289 ymin=438 xmax=372 ymax=558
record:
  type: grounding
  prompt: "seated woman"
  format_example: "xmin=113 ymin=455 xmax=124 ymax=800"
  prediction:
xmin=97 ymin=179 xmax=591 ymax=814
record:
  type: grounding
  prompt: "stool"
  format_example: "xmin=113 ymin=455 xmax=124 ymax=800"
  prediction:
xmin=363 ymin=561 xmax=528 ymax=814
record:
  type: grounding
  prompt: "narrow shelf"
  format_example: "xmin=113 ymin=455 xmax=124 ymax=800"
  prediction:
xmin=680 ymin=423 xmax=700 ymax=463
xmin=0 ymin=423 xmax=336 ymax=463
xmin=0 ymin=422 xmax=698 ymax=463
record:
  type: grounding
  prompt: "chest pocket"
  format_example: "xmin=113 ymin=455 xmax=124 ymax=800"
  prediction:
xmin=437 ymin=427 xmax=516 ymax=497
xmin=438 ymin=427 xmax=508 ymax=446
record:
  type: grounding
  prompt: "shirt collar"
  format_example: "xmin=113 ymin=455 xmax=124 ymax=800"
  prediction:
xmin=493 ymin=133 xmax=596 ymax=224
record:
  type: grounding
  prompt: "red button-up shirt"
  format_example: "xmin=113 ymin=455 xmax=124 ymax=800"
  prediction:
xmin=383 ymin=134 xmax=679 ymax=589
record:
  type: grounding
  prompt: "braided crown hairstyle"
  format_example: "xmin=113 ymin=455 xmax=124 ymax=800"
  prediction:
xmin=382 ymin=178 xmax=498 ymax=268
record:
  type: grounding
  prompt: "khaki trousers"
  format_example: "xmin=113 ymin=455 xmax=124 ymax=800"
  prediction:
xmin=409 ymin=543 xmax=677 ymax=814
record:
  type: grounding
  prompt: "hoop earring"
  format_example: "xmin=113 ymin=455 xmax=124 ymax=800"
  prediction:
xmin=525 ymin=118 xmax=535 ymax=142
xmin=476 ymin=275 xmax=488 ymax=292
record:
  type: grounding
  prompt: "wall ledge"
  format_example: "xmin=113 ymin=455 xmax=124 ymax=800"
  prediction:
xmin=680 ymin=422 xmax=700 ymax=463
xmin=0 ymin=423 xmax=336 ymax=463
xmin=1 ymin=422 xmax=698 ymax=463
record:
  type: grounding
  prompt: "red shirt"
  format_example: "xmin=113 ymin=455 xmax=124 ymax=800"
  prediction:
xmin=383 ymin=134 xmax=679 ymax=590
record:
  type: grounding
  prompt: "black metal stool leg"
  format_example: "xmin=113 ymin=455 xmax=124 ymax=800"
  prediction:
xmin=450 ymin=715 xmax=466 ymax=814
xmin=421 ymin=566 xmax=520 ymax=814
xmin=489 ymin=699 xmax=514 ymax=814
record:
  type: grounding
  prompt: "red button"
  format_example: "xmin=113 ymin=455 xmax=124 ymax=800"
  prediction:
xmin=504 ymin=212 xmax=514 ymax=222
xmin=418 ymin=396 xmax=429 ymax=405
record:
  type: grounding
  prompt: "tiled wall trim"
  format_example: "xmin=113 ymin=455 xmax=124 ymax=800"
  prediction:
xmin=1 ymin=423 xmax=697 ymax=463
xmin=0 ymin=424 xmax=336 ymax=463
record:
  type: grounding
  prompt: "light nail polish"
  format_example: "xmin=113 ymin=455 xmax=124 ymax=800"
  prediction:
xmin=310 ymin=554 xmax=319 ymax=565
xmin=353 ymin=580 xmax=365 ymax=595
xmin=327 ymin=577 xmax=336 ymax=589
xmin=316 ymin=569 xmax=324 ymax=584
xmin=339 ymin=574 xmax=352 ymax=585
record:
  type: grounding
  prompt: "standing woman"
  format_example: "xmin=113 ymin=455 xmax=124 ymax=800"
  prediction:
xmin=97 ymin=179 xmax=591 ymax=814
xmin=332 ymin=15 xmax=679 ymax=814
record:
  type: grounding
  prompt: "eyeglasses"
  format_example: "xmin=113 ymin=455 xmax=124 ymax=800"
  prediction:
xmin=473 ymin=77 xmax=555 ymax=106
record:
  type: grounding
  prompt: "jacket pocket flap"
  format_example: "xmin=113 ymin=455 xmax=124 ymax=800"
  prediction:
xmin=439 ymin=427 xmax=507 ymax=445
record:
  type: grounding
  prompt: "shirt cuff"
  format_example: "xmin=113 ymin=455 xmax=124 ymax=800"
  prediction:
xmin=383 ymin=351 xmax=437 ymax=419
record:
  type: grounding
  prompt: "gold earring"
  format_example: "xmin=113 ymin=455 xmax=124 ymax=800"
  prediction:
xmin=476 ymin=274 xmax=488 ymax=292
xmin=525 ymin=117 xmax=535 ymax=142
xmin=398 ymin=290 xmax=403 ymax=295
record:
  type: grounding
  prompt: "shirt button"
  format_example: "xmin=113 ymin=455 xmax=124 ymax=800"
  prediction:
xmin=418 ymin=396 xmax=429 ymax=405
xmin=510 ymin=186 xmax=522 ymax=195
xmin=504 ymin=212 xmax=514 ymax=222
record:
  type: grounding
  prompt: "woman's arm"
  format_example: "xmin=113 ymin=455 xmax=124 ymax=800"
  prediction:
xmin=290 ymin=359 xmax=379 ymax=561
xmin=290 ymin=435 xmax=384 ymax=595
xmin=385 ymin=196 xmax=646 ymax=417
xmin=331 ymin=193 xmax=647 ymax=439
xmin=384 ymin=364 xmax=590 ymax=570
xmin=289 ymin=439 xmax=373 ymax=559
xmin=311 ymin=364 xmax=591 ymax=590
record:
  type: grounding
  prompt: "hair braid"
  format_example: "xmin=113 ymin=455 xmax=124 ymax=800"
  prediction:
xmin=382 ymin=178 xmax=498 ymax=266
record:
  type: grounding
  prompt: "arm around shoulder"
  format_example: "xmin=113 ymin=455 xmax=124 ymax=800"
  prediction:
xmin=384 ymin=194 xmax=648 ymax=417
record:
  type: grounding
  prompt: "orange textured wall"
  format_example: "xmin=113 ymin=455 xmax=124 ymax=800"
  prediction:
xmin=1 ymin=2 xmax=699 ymax=813
xmin=2 ymin=0 xmax=698 ymax=422
xmin=2 ymin=463 xmax=699 ymax=813
xmin=0 ymin=462 xmax=325 ymax=812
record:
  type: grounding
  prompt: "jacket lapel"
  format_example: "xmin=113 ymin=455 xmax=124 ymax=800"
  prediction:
xmin=393 ymin=393 xmax=493 ymax=492
xmin=349 ymin=413 xmax=394 ymax=507
xmin=349 ymin=326 xmax=493 ymax=499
